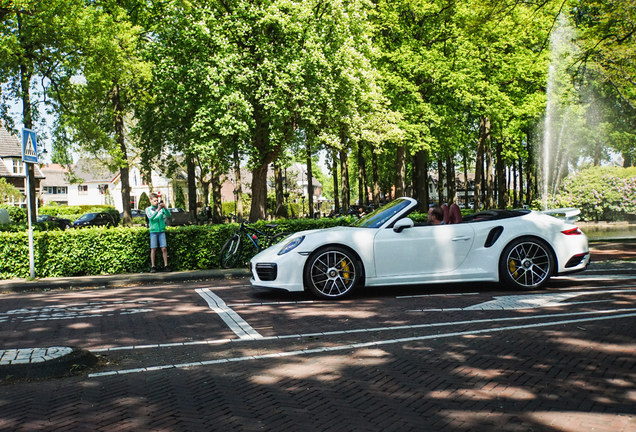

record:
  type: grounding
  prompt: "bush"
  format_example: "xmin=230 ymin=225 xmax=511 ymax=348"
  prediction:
xmin=552 ymin=166 xmax=636 ymax=221
xmin=0 ymin=204 xmax=27 ymax=224
xmin=138 ymin=192 xmax=151 ymax=210
xmin=0 ymin=216 xmax=356 ymax=279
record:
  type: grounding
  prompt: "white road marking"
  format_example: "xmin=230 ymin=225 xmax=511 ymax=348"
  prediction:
xmin=0 ymin=301 xmax=154 ymax=323
xmin=90 ymin=307 xmax=636 ymax=353
xmin=88 ymin=310 xmax=636 ymax=377
xmin=410 ymin=289 xmax=636 ymax=312
xmin=195 ymin=288 xmax=263 ymax=340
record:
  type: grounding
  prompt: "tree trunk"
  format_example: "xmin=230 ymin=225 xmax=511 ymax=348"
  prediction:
xmin=437 ymin=159 xmax=444 ymax=204
xmin=372 ymin=147 xmax=380 ymax=208
xmin=306 ymin=140 xmax=314 ymax=218
xmin=212 ymin=172 xmax=223 ymax=224
xmin=249 ymin=103 xmax=280 ymax=222
xmin=414 ymin=149 xmax=429 ymax=213
xmin=395 ymin=145 xmax=406 ymax=198
xmin=361 ymin=143 xmax=369 ymax=206
xmin=274 ymin=163 xmax=286 ymax=218
xmin=186 ymin=153 xmax=197 ymax=223
xmin=331 ymin=149 xmax=339 ymax=213
xmin=340 ymin=148 xmax=350 ymax=213
xmin=112 ymin=84 xmax=132 ymax=226
xmin=484 ymin=119 xmax=493 ymax=209
xmin=518 ymin=154 xmax=524 ymax=205
xmin=357 ymin=143 xmax=364 ymax=205
xmin=475 ymin=117 xmax=486 ymax=211
xmin=496 ymin=139 xmax=506 ymax=209
xmin=446 ymin=155 xmax=456 ymax=204
xmin=234 ymin=147 xmax=243 ymax=220
xmin=525 ymin=133 xmax=535 ymax=205
xmin=250 ymin=163 xmax=269 ymax=222
xmin=463 ymin=152 xmax=469 ymax=210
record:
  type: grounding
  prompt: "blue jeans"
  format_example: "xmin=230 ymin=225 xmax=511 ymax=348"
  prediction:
xmin=150 ymin=232 xmax=167 ymax=249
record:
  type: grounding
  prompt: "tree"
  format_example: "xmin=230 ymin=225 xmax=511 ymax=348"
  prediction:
xmin=0 ymin=178 xmax=23 ymax=203
xmin=0 ymin=0 xmax=89 ymax=222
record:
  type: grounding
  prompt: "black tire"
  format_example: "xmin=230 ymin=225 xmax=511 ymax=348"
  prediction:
xmin=499 ymin=236 xmax=554 ymax=290
xmin=303 ymin=246 xmax=361 ymax=299
xmin=220 ymin=235 xmax=242 ymax=269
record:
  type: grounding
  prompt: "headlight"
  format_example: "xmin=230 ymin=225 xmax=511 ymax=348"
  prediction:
xmin=278 ymin=236 xmax=305 ymax=255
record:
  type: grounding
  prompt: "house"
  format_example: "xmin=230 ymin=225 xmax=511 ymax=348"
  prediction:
xmin=0 ymin=125 xmax=45 ymax=206
xmin=40 ymin=164 xmax=70 ymax=206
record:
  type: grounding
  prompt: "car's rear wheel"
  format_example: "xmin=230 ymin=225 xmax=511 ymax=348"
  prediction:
xmin=304 ymin=246 xmax=360 ymax=299
xmin=499 ymin=237 xmax=554 ymax=290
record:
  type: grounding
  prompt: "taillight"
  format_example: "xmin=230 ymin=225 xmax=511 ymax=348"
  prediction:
xmin=561 ymin=227 xmax=582 ymax=235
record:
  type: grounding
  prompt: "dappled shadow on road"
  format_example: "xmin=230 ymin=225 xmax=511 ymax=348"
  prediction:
xmin=0 ymin=281 xmax=635 ymax=431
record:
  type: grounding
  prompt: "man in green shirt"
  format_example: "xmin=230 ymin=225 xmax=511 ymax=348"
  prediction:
xmin=146 ymin=193 xmax=172 ymax=272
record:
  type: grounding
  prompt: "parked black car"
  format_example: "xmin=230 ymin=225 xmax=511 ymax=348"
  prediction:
xmin=119 ymin=209 xmax=146 ymax=218
xmin=165 ymin=208 xmax=191 ymax=226
xmin=37 ymin=214 xmax=72 ymax=230
xmin=72 ymin=212 xmax=116 ymax=228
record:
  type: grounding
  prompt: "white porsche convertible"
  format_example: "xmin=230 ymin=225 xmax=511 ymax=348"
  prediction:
xmin=250 ymin=198 xmax=590 ymax=299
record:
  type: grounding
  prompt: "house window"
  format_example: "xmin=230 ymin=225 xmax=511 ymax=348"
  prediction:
xmin=44 ymin=186 xmax=68 ymax=194
xmin=12 ymin=158 xmax=24 ymax=175
xmin=78 ymin=185 xmax=88 ymax=195
xmin=58 ymin=186 xmax=67 ymax=194
xmin=98 ymin=184 xmax=109 ymax=195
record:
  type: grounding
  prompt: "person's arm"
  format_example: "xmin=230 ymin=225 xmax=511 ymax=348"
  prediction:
xmin=146 ymin=206 xmax=163 ymax=221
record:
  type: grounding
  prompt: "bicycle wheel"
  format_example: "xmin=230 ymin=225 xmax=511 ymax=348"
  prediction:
xmin=220 ymin=234 xmax=242 ymax=269
xmin=264 ymin=232 xmax=291 ymax=248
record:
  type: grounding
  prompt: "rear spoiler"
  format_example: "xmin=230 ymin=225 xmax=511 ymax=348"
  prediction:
xmin=540 ymin=208 xmax=580 ymax=223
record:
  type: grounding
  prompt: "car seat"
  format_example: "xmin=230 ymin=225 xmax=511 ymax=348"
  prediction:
xmin=441 ymin=204 xmax=450 ymax=224
xmin=449 ymin=203 xmax=463 ymax=224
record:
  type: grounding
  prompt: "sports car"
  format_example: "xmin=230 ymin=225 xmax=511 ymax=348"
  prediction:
xmin=250 ymin=197 xmax=590 ymax=299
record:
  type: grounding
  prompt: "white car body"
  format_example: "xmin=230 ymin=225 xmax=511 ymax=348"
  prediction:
xmin=250 ymin=198 xmax=590 ymax=298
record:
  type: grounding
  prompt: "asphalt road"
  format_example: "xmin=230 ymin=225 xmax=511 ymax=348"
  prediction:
xmin=0 ymin=271 xmax=635 ymax=431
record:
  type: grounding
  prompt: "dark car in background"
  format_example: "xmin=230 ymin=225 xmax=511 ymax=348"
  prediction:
xmin=166 ymin=208 xmax=192 ymax=226
xmin=120 ymin=209 xmax=146 ymax=218
xmin=37 ymin=214 xmax=72 ymax=230
xmin=72 ymin=212 xmax=116 ymax=228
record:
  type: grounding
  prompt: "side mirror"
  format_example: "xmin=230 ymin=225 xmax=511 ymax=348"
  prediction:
xmin=393 ymin=218 xmax=414 ymax=233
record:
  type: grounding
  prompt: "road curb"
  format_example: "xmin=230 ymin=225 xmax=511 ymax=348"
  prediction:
xmin=0 ymin=269 xmax=252 ymax=293
xmin=0 ymin=347 xmax=98 ymax=380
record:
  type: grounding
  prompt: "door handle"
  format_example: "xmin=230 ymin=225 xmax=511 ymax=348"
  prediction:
xmin=452 ymin=236 xmax=471 ymax=241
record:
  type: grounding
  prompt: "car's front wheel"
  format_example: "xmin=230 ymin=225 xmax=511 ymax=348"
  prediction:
xmin=499 ymin=237 xmax=554 ymax=290
xmin=304 ymin=246 xmax=361 ymax=299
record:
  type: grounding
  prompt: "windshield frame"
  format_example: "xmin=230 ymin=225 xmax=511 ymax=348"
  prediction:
xmin=349 ymin=198 xmax=414 ymax=229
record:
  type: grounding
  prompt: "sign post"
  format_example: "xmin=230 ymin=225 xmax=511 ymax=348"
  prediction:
xmin=22 ymin=128 xmax=39 ymax=279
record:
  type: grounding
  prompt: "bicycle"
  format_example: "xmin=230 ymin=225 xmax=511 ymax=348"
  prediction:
xmin=219 ymin=220 xmax=290 ymax=268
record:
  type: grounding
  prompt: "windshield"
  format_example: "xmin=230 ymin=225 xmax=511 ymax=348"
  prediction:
xmin=350 ymin=199 xmax=412 ymax=228
xmin=77 ymin=213 xmax=96 ymax=221
xmin=37 ymin=215 xmax=50 ymax=222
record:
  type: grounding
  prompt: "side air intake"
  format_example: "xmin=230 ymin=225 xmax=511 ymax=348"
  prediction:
xmin=485 ymin=226 xmax=504 ymax=248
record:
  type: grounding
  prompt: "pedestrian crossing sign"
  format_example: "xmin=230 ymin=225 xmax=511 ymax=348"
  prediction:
xmin=21 ymin=128 xmax=38 ymax=164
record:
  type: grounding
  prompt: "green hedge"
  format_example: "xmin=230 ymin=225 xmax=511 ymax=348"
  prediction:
xmin=0 ymin=217 xmax=356 ymax=279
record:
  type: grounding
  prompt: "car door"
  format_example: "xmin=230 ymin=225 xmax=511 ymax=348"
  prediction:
xmin=373 ymin=222 xmax=475 ymax=278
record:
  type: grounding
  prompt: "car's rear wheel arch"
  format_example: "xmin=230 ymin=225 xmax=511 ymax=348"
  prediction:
xmin=498 ymin=235 xmax=557 ymax=289
xmin=302 ymin=244 xmax=366 ymax=296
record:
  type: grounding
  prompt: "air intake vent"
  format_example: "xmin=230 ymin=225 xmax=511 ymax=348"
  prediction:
xmin=485 ymin=226 xmax=504 ymax=248
xmin=255 ymin=263 xmax=277 ymax=281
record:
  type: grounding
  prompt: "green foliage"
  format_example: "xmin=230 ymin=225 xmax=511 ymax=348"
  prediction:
xmin=173 ymin=183 xmax=186 ymax=209
xmin=551 ymin=166 xmax=636 ymax=221
xmin=138 ymin=192 xmax=150 ymax=210
xmin=0 ymin=205 xmax=26 ymax=224
xmin=0 ymin=179 xmax=23 ymax=203
xmin=0 ymin=216 xmax=357 ymax=279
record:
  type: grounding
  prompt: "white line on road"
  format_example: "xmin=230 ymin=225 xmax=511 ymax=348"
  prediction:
xmin=88 ymin=310 xmax=636 ymax=378
xmin=90 ymin=307 xmax=636 ymax=353
xmin=195 ymin=288 xmax=263 ymax=340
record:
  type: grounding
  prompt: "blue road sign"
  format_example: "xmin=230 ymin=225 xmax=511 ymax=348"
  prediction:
xmin=22 ymin=128 xmax=38 ymax=164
